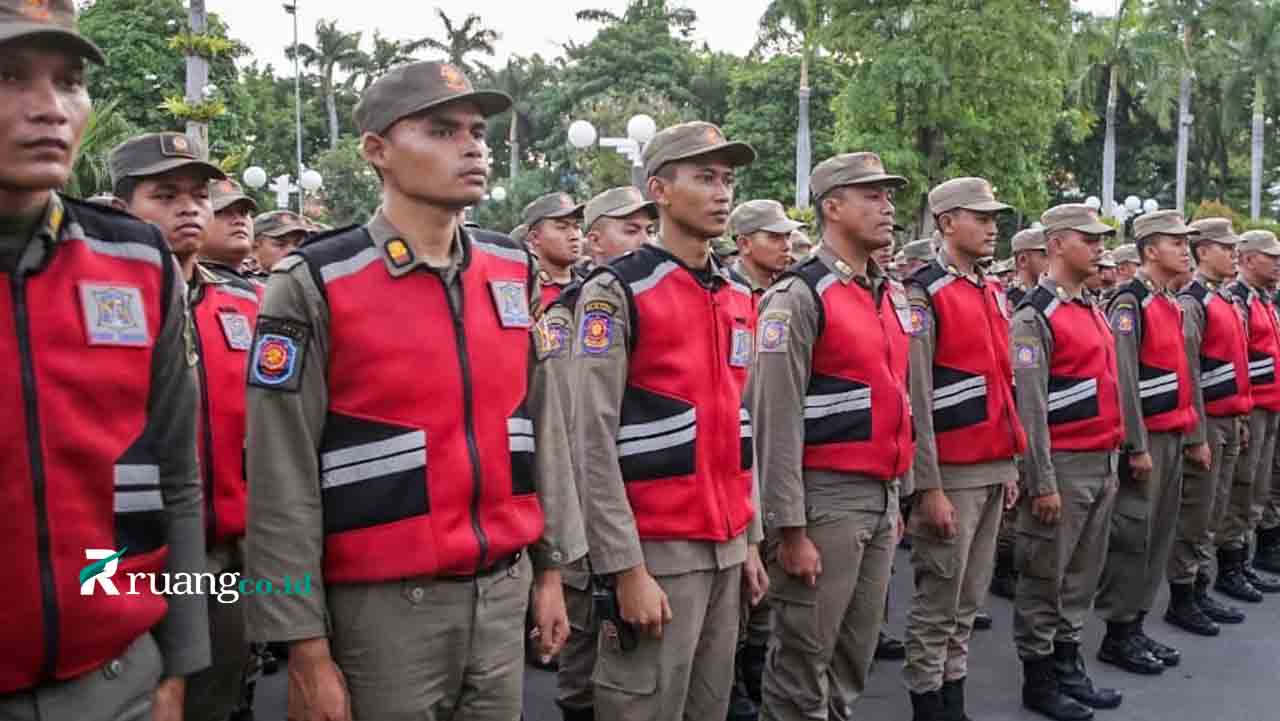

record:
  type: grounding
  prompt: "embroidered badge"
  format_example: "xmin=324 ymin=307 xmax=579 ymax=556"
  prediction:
xmin=79 ymin=283 xmax=150 ymax=347
xmin=248 ymin=316 xmax=310 ymax=392
xmin=1013 ymin=342 xmax=1039 ymax=369
xmin=1112 ymin=307 xmax=1136 ymax=335
xmin=757 ymin=310 xmax=791 ymax=353
xmin=730 ymin=327 xmax=753 ymax=367
xmin=534 ymin=314 xmax=571 ymax=360
xmin=385 ymin=238 xmax=413 ymax=268
xmin=908 ymin=304 xmax=930 ymax=337
xmin=578 ymin=299 xmax=616 ymax=356
xmin=490 ymin=280 xmax=532 ymax=328
xmin=217 ymin=312 xmax=253 ymax=351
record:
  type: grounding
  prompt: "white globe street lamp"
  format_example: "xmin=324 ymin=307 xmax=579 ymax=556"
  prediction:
xmin=1124 ymin=195 xmax=1142 ymax=213
xmin=1085 ymin=196 xmax=1102 ymax=210
xmin=627 ymin=114 xmax=657 ymax=145
xmin=299 ymin=169 xmax=323 ymax=192
xmin=568 ymin=120 xmax=597 ymax=150
xmin=243 ymin=166 xmax=268 ymax=190
xmin=490 ymin=186 xmax=508 ymax=202
xmin=1142 ymin=198 xmax=1159 ymax=214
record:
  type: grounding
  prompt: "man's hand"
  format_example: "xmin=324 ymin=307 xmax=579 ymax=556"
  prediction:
xmin=531 ymin=569 xmax=570 ymax=664
xmin=1128 ymin=451 xmax=1154 ymax=481
xmin=918 ymin=488 xmax=958 ymax=539
xmin=779 ymin=527 xmax=822 ymax=588
xmin=743 ymin=543 xmax=769 ymax=606
xmin=1184 ymin=442 xmax=1211 ymax=470
xmin=1003 ymin=479 xmax=1020 ymax=511
xmin=1241 ymin=419 xmax=1251 ymax=450
xmin=1031 ymin=492 xmax=1062 ymax=525
xmin=288 ymin=638 xmax=352 ymax=721
xmin=152 ymin=677 xmax=185 ymax=721
xmin=616 ymin=565 xmax=672 ymax=639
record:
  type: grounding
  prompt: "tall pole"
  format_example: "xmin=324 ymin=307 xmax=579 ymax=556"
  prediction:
xmin=185 ymin=0 xmax=209 ymax=156
xmin=288 ymin=2 xmax=304 ymax=214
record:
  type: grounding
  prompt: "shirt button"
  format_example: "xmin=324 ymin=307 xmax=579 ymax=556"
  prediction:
xmin=551 ymin=551 xmax=563 ymax=563
xmin=766 ymin=511 xmax=777 ymax=521
xmin=410 ymin=587 xmax=424 ymax=602
xmin=105 ymin=659 xmax=123 ymax=679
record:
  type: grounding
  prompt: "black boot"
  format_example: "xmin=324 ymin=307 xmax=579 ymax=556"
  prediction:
xmin=940 ymin=678 xmax=973 ymax=721
xmin=1195 ymin=571 xmax=1245 ymax=624
xmin=560 ymin=705 xmax=595 ymax=721
xmin=1164 ymin=582 xmax=1220 ymax=636
xmin=1134 ymin=611 xmax=1181 ymax=667
xmin=1243 ymin=565 xmax=1280 ymax=592
xmin=1216 ymin=546 xmax=1264 ymax=603
xmin=738 ymin=642 xmax=766 ymax=704
xmin=876 ymin=631 xmax=906 ymax=660
xmin=1097 ymin=621 xmax=1164 ymax=675
xmin=1053 ymin=641 xmax=1122 ymax=709
xmin=991 ymin=547 xmax=1018 ymax=600
xmin=1022 ymin=655 xmax=1094 ymax=721
xmin=1254 ymin=526 xmax=1280 ymax=574
xmin=910 ymin=689 xmax=945 ymax=721
xmin=726 ymin=675 xmax=758 ymax=721
xmin=973 ymin=610 xmax=993 ymax=631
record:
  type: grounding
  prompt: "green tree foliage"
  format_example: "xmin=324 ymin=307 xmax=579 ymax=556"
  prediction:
xmin=471 ymin=168 xmax=560 ymax=234
xmin=68 ymin=99 xmax=138 ymax=196
xmin=421 ymin=9 xmax=499 ymax=76
xmin=288 ymin=19 xmax=363 ymax=149
xmin=313 ymin=137 xmax=380 ymax=227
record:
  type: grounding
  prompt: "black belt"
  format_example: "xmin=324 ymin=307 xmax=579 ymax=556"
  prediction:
xmin=439 ymin=550 xmax=522 ymax=582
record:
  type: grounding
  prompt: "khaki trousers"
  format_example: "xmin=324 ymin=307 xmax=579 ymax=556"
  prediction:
xmin=328 ymin=554 xmax=531 ymax=720
xmin=904 ymin=485 xmax=1003 ymax=693
xmin=1014 ymin=453 xmax=1118 ymax=659
xmin=1264 ymin=415 xmax=1280 ymax=530
xmin=0 ymin=633 xmax=161 ymax=721
xmin=760 ymin=507 xmax=896 ymax=721
xmin=1171 ymin=416 xmax=1241 ymax=583
xmin=1220 ymin=410 xmax=1276 ymax=546
xmin=592 ymin=564 xmax=742 ymax=721
xmin=557 ymin=558 xmax=595 ymax=713
xmin=1097 ymin=431 xmax=1183 ymax=622
xmin=184 ymin=540 xmax=249 ymax=721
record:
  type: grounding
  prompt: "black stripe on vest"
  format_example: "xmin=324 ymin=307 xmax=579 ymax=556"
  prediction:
xmin=1138 ymin=362 xmax=1180 ymax=417
xmin=617 ymin=385 xmax=697 ymax=482
xmin=1046 ymin=375 xmax=1099 ymax=426
xmin=113 ymin=439 xmax=167 ymax=557
xmin=804 ymin=373 xmax=872 ymax=445
xmin=319 ymin=413 xmax=428 ymax=534
xmin=1200 ymin=357 xmax=1239 ymax=402
xmin=740 ymin=404 xmax=753 ymax=471
xmin=931 ymin=365 xmax=989 ymax=433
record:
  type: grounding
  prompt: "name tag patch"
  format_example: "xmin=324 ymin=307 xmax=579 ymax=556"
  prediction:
xmin=490 ymin=280 xmax=532 ymax=328
xmin=730 ymin=327 xmax=753 ymax=367
xmin=79 ymin=283 xmax=150 ymax=347
xmin=217 ymin=312 xmax=253 ymax=351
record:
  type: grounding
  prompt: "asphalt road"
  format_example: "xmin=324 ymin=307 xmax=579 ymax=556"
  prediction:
xmin=251 ymin=547 xmax=1280 ymax=720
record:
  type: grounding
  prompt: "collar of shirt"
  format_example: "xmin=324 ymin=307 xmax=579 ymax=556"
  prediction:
xmin=935 ymin=246 xmax=984 ymax=286
xmin=1232 ymin=274 xmax=1271 ymax=303
xmin=731 ymin=257 xmax=769 ymax=292
xmin=1193 ymin=271 xmax=1231 ymax=296
xmin=2 ymin=194 xmax=65 ymax=272
xmin=815 ymin=245 xmax=885 ymax=292
xmin=365 ymin=208 xmax=465 ymax=280
xmin=1037 ymin=276 xmax=1091 ymax=305
xmin=650 ymin=237 xmax=733 ymax=286
xmin=1134 ymin=268 xmax=1174 ymax=296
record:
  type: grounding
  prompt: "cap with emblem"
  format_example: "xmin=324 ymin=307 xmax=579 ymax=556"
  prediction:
xmin=642 ymin=121 xmax=755 ymax=179
xmin=109 ymin=132 xmax=226 ymax=187
xmin=585 ymin=186 xmax=657 ymax=231
xmin=1011 ymin=228 xmax=1047 ymax=253
xmin=1238 ymin=230 xmax=1280 ymax=257
xmin=210 ymin=178 xmax=257 ymax=213
xmin=254 ymin=210 xmax=309 ymax=238
xmin=0 ymin=0 xmax=104 ymax=63
xmin=1096 ymin=251 xmax=1117 ymax=269
xmin=509 ymin=223 xmax=529 ymax=244
xmin=1189 ymin=217 xmax=1239 ymax=246
xmin=810 ymin=152 xmax=907 ymax=201
xmin=1133 ymin=209 xmax=1197 ymax=241
xmin=354 ymin=61 xmax=511 ymax=136
xmin=928 ymin=177 xmax=1010 ymax=215
xmin=901 ymin=238 xmax=935 ymax=262
xmin=729 ymin=199 xmax=804 ymax=237
xmin=1040 ymin=203 xmax=1115 ymax=236
xmin=1111 ymin=243 xmax=1139 ymax=264
xmin=523 ymin=192 xmax=584 ymax=228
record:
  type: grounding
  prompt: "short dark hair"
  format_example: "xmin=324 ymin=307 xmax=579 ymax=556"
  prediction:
xmin=113 ymin=177 xmax=140 ymax=204
xmin=814 ymin=187 xmax=849 ymax=232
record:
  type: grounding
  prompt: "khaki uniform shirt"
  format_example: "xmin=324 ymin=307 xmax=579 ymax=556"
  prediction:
xmin=751 ymin=247 xmax=901 ymax=529
xmin=244 ymin=210 xmax=586 ymax=644
xmin=573 ymin=241 xmax=762 ymax=578
xmin=1177 ymin=272 xmax=1243 ymax=446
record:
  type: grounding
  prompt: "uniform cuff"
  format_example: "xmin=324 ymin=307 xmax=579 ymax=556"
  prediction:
xmin=763 ymin=505 xmax=807 ymax=529
xmin=589 ymin=544 xmax=646 ymax=576
xmin=530 ymin=538 xmax=587 ymax=572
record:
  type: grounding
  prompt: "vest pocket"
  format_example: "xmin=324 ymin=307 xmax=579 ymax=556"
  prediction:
xmin=1047 ymin=375 xmax=1099 ymax=425
xmin=803 ymin=374 xmax=871 ymax=445
xmin=319 ymin=413 xmax=428 ymax=534
xmin=617 ymin=386 xmax=697 ymax=482
xmin=509 ymin=408 xmax=536 ymax=496
xmin=739 ymin=405 xmax=753 ymax=471
xmin=113 ymin=442 xmax=166 ymax=556
xmin=930 ymin=365 xmax=989 ymax=433
xmin=1137 ymin=363 xmax=1179 ymax=417
xmin=1200 ymin=358 xmax=1239 ymax=402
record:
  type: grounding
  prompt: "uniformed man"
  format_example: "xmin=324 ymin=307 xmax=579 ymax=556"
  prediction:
xmin=554 ymin=185 xmax=656 ymax=721
xmin=1168 ymin=218 xmax=1251 ymax=632
xmin=789 ymin=228 xmax=814 ymax=264
xmin=249 ymin=209 xmax=309 ymax=274
xmin=573 ymin=121 xmax=768 ymax=721
xmin=1011 ymin=204 xmax=1123 ymax=721
xmin=900 ymin=238 xmax=936 ymax=277
xmin=1112 ymin=243 xmax=1139 ymax=284
xmin=751 ymin=152 xmax=909 ymax=721
xmin=729 ymin=198 xmax=802 ymax=296
xmin=1007 ymin=228 xmax=1048 ymax=307
xmin=1096 ymin=252 xmax=1118 ymax=295
xmin=243 ymin=61 xmax=585 ymax=720
xmin=1096 ymin=210 xmax=1200 ymax=674
xmin=524 ymin=192 xmax=585 ymax=310
xmin=0 ymin=5 xmax=209 ymax=719
xmin=995 ymin=258 xmax=1016 ymax=288
xmin=1221 ymin=230 xmax=1280 ymax=600
xmin=204 ymin=178 xmax=259 ymax=281
xmin=1246 ymin=230 xmax=1280 ymax=577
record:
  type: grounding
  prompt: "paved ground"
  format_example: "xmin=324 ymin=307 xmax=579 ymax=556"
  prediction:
xmin=252 ymin=547 xmax=1280 ymax=720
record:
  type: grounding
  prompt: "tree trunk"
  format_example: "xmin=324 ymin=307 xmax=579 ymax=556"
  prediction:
xmin=1251 ymin=73 xmax=1265 ymax=220
xmin=1102 ymin=63 xmax=1118 ymax=217
xmin=795 ymin=52 xmax=812 ymax=210
xmin=509 ymin=113 xmax=520 ymax=180
xmin=325 ymin=77 xmax=339 ymax=150
xmin=1175 ymin=68 xmax=1192 ymax=213
xmin=184 ymin=0 xmax=209 ymax=156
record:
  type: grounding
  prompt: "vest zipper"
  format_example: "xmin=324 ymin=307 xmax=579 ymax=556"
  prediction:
xmin=709 ymin=288 xmax=732 ymax=538
xmin=986 ymin=288 xmax=1022 ymax=451
xmin=189 ymin=291 xmax=217 ymax=543
xmin=443 ymin=277 xmax=490 ymax=570
xmin=874 ymin=287 xmax=904 ymax=475
xmin=11 ymin=274 xmax=60 ymax=679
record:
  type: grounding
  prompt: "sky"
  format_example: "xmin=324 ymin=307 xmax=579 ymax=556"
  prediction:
xmin=210 ymin=0 xmax=1122 ymax=76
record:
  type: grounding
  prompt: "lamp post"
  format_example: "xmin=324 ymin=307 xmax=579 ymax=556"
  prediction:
xmin=283 ymin=2 xmax=304 ymax=212
xmin=567 ymin=114 xmax=657 ymax=192
xmin=244 ymin=166 xmax=323 ymax=211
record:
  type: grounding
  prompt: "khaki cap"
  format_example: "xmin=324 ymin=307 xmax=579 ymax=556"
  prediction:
xmin=109 ymin=132 xmax=226 ymax=187
xmin=254 ymin=210 xmax=309 ymax=238
xmin=712 ymin=236 xmax=738 ymax=258
xmin=1011 ymin=228 xmax=1047 ymax=253
xmin=1133 ymin=209 xmax=1196 ymax=241
xmin=642 ymin=121 xmax=755 ymax=178
xmin=730 ymin=199 xmax=803 ymax=237
xmin=901 ymin=238 xmax=935 ymax=262
xmin=209 ymin=178 xmax=257 ymax=213
xmin=1189 ymin=217 xmax=1239 ymax=246
xmin=1040 ymin=203 xmax=1115 ymax=236
xmin=523 ymin=192 xmax=584 ymax=227
xmin=509 ymin=223 xmax=529 ymax=244
xmin=1112 ymin=243 xmax=1139 ymax=265
xmin=1238 ymin=230 xmax=1280 ymax=257
xmin=0 ymin=0 xmax=104 ymax=63
xmin=810 ymin=152 xmax=907 ymax=200
xmin=928 ymin=177 xmax=1010 ymax=215
xmin=354 ymin=61 xmax=511 ymax=136
xmin=1096 ymin=251 xmax=1117 ymax=269
xmin=584 ymin=186 xmax=656 ymax=231
xmin=790 ymin=229 xmax=813 ymax=248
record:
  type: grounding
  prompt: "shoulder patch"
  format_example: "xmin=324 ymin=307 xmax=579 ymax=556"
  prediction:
xmin=490 ymin=280 xmax=533 ymax=328
xmin=248 ymin=316 xmax=310 ymax=392
xmin=757 ymin=309 xmax=791 ymax=353
xmin=78 ymin=282 xmax=151 ymax=347
xmin=534 ymin=312 xmax=572 ymax=360
xmin=1111 ymin=306 xmax=1136 ymax=335
xmin=577 ymin=298 xmax=617 ymax=356
xmin=908 ymin=301 xmax=931 ymax=336
xmin=1012 ymin=335 xmax=1041 ymax=368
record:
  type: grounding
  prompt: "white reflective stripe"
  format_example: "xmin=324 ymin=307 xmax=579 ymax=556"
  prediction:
xmin=1047 ymin=380 xmax=1097 ymax=411
xmin=79 ymin=233 xmax=163 ymax=268
xmin=804 ymin=397 xmax=872 ymax=419
xmin=114 ymin=464 xmax=159 ymax=487
xmin=617 ymin=409 xmax=696 ymax=442
xmin=1249 ymin=358 xmax=1275 ymax=377
xmin=218 ymin=284 xmax=259 ymax=302
xmin=804 ymin=387 xmax=871 ymax=409
xmin=740 ymin=408 xmax=751 ymax=422
xmin=933 ymin=385 xmax=988 ymax=410
xmin=321 ymin=430 xmax=426 ymax=471
xmin=740 ymin=408 xmax=753 ymax=438
xmin=932 ymin=376 xmax=987 ymax=402
xmin=631 ymin=261 xmax=680 ymax=295
xmin=1041 ymin=298 xmax=1061 ymax=318
xmin=1139 ymin=379 xmax=1180 ymax=399
xmin=1138 ymin=373 xmax=1178 ymax=390
xmin=618 ymin=425 xmax=697 ymax=457
xmin=114 ymin=488 xmax=164 ymax=513
xmin=927 ymin=274 xmax=956 ymax=296
xmin=814 ymin=274 xmax=838 ymax=297
xmin=322 ymin=448 xmax=426 ymax=489
xmin=1201 ymin=365 xmax=1236 ymax=387
xmin=509 ymin=436 xmax=536 ymax=453
xmin=320 ymin=246 xmax=381 ymax=284
xmin=473 ymin=239 xmax=529 ymax=265
xmin=507 ymin=418 xmax=534 ymax=436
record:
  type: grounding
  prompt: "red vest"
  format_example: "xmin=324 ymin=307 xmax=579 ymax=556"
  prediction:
xmin=539 ymin=279 xmax=562 ymax=311
xmin=606 ymin=245 xmax=755 ymax=542
xmin=298 ymin=227 xmax=544 ymax=582
xmin=1025 ymin=286 xmax=1124 ymax=452
xmin=1116 ymin=281 xmax=1195 ymax=432
xmin=1182 ymin=280 xmax=1252 ymax=417
xmin=1229 ymin=282 xmax=1280 ymax=411
xmin=191 ymin=266 xmax=261 ymax=544
xmin=0 ymin=199 xmax=172 ymax=692
xmin=909 ymin=263 xmax=1027 ymax=464
xmin=793 ymin=259 xmax=913 ymax=480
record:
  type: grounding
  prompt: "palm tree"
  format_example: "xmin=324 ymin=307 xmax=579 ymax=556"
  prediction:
xmin=485 ymin=55 xmax=557 ymax=180
xmin=1150 ymin=1 xmax=1213 ymax=213
xmin=68 ymin=99 xmax=137 ymax=197
xmin=288 ymin=19 xmax=363 ymax=149
xmin=757 ymin=0 xmax=829 ymax=209
xmin=352 ymin=32 xmax=426 ymax=92
xmin=421 ymin=8 xmax=498 ymax=78
xmin=1225 ymin=2 xmax=1280 ymax=220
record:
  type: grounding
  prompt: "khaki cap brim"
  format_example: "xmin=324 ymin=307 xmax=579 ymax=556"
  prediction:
xmin=540 ymin=203 xmax=585 ymax=220
xmin=957 ymin=199 xmax=1012 ymax=213
xmin=1059 ymin=220 xmax=1116 ymax=236
xmin=822 ymin=174 xmax=909 ymax=196
xmin=758 ymin=218 xmax=805 ymax=234
xmin=661 ymin=141 xmax=756 ymax=172
xmin=213 ymin=193 xmax=257 ymax=214
xmin=384 ymin=90 xmax=512 ymax=133
xmin=590 ymin=200 xmax=657 ymax=228
xmin=259 ymin=223 xmax=309 ymax=238
xmin=123 ymin=156 xmax=227 ymax=182
xmin=0 ymin=23 xmax=105 ymax=64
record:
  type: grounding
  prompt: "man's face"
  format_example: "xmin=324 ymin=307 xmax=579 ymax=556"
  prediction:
xmin=1196 ymin=241 xmax=1236 ymax=280
xmin=1117 ymin=262 xmax=1139 ymax=282
xmin=205 ymin=202 xmax=254 ymax=266
xmin=1085 ymin=269 xmax=1103 ymax=290
xmin=742 ymin=230 xmax=793 ymax=275
xmin=1016 ymin=249 xmax=1049 ymax=280
xmin=941 ymin=209 xmax=999 ymax=258
xmin=651 ymin=156 xmax=736 ymax=239
xmin=1052 ymin=230 xmax=1104 ymax=280
xmin=126 ymin=167 xmax=213 ymax=260
xmin=366 ymin=101 xmax=490 ymax=209
xmin=0 ymin=42 xmax=91 ymax=196
xmin=1144 ymin=234 xmax=1191 ymax=277
xmin=825 ymin=183 xmax=896 ymax=250
xmin=1099 ymin=267 xmax=1117 ymax=288
xmin=1242 ymin=251 xmax=1280 ymax=285
xmin=529 ymin=217 xmax=582 ymax=270
xmin=253 ymin=230 xmax=306 ymax=271
xmin=589 ymin=211 xmax=653 ymax=263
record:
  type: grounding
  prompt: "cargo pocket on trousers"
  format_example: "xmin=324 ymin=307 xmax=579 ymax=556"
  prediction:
xmin=592 ymin=623 xmax=660 ymax=697
xmin=1109 ymin=507 xmax=1149 ymax=555
xmin=1016 ymin=520 xmax=1057 ymax=582
xmin=913 ymin=532 xmax=960 ymax=581
xmin=772 ymin=585 xmax=822 ymax=656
